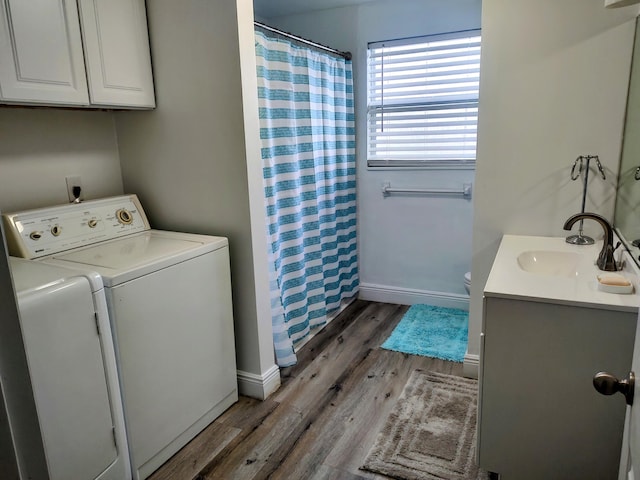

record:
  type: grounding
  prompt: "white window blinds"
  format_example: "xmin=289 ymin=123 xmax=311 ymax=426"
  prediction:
xmin=367 ymin=30 xmax=481 ymax=168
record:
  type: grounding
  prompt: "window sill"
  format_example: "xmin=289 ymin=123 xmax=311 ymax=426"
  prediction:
xmin=366 ymin=159 xmax=476 ymax=171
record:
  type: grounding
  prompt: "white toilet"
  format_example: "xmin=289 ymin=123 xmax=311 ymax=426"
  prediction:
xmin=464 ymin=271 xmax=471 ymax=295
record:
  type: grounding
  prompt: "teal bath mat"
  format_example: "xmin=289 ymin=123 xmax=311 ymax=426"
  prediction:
xmin=382 ymin=304 xmax=468 ymax=362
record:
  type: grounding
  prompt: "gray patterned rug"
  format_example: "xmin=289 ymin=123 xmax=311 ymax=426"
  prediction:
xmin=361 ymin=370 xmax=488 ymax=480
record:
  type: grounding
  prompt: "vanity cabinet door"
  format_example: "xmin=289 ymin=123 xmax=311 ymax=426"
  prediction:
xmin=78 ymin=0 xmax=155 ymax=108
xmin=0 ymin=0 xmax=90 ymax=105
xmin=478 ymin=296 xmax=636 ymax=480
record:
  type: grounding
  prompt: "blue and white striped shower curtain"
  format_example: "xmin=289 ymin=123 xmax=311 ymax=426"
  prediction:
xmin=255 ymin=29 xmax=358 ymax=367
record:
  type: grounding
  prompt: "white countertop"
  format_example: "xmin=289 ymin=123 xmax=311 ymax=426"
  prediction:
xmin=484 ymin=234 xmax=640 ymax=312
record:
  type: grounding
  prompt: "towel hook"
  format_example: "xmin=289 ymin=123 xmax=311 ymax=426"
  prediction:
xmin=570 ymin=155 xmax=606 ymax=181
xmin=594 ymin=156 xmax=606 ymax=180
xmin=570 ymin=156 xmax=583 ymax=181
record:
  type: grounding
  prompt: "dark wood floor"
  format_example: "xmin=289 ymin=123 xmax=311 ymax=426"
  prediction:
xmin=149 ymin=300 xmax=464 ymax=480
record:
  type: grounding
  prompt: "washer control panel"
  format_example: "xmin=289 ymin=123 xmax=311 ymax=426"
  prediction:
xmin=2 ymin=195 xmax=150 ymax=259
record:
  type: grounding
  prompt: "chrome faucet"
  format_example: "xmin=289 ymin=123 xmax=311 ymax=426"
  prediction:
xmin=563 ymin=213 xmax=617 ymax=271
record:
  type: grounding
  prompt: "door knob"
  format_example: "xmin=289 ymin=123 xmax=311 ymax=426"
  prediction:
xmin=593 ymin=371 xmax=635 ymax=406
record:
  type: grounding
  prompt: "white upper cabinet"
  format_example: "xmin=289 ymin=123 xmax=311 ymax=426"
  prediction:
xmin=0 ymin=0 xmax=90 ymax=105
xmin=0 ymin=0 xmax=155 ymax=108
xmin=78 ymin=0 xmax=155 ymax=108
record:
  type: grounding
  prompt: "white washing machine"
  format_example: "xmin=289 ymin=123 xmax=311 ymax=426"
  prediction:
xmin=7 ymin=257 xmax=130 ymax=480
xmin=3 ymin=195 xmax=238 ymax=480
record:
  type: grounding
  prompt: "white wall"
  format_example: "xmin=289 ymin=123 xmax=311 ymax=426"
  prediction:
xmin=115 ymin=0 xmax=278 ymax=399
xmin=468 ymin=0 xmax=639 ymax=376
xmin=236 ymin=0 xmax=278 ymax=393
xmin=266 ymin=0 xmax=482 ymax=309
xmin=0 ymin=108 xmax=123 ymax=212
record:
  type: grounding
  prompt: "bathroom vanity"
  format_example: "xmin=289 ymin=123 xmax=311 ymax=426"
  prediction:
xmin=478 ymin=235 xmax=639 ymax=480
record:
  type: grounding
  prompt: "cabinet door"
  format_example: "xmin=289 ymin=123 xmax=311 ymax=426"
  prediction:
xmin=478 ymin=297 xmax=635 ymax=480
xmin=0 ymin=0 xmax=89 ymax=105
xmin=78 ymin=0 xmax=155 ymax=108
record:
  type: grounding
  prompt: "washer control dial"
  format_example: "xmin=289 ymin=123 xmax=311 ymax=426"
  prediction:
xmin=29 ymin=231 xmax=43 ymax=240
xmin=50 ymin=225 xmax=62 ymax=236
xmin=88 ymin=219 xmax=98 ymax=228
xmin=116 ymin=208 xmax=133 ymax=225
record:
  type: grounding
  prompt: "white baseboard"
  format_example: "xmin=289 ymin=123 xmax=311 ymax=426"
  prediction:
xmin=237 ymin=364 xmax=281 ymax=400
xmin=359 ymin=282 xmax=470 ymax=311
xmin=463 ymin=352 xmax=479 ymax=379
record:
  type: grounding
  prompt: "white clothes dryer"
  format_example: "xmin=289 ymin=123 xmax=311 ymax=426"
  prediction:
xmin=7 ymin=257 xmax=130 ymax=480
xmin=3 ymin=195 xmax=238 ymax=480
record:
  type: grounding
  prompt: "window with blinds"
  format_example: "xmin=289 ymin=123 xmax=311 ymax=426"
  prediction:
xmin=367 ymin=30 xmax=481 ymax=168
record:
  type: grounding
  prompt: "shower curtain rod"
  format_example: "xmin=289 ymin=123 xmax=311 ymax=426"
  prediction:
xmin=254 ymin=21 xmax=352 ymax=60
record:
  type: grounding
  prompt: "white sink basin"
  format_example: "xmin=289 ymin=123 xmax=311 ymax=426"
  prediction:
xmin=517 ymin=250 xmax=582 ymax=277
xmin=484 ymin=235 xmax=638 ymax=311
